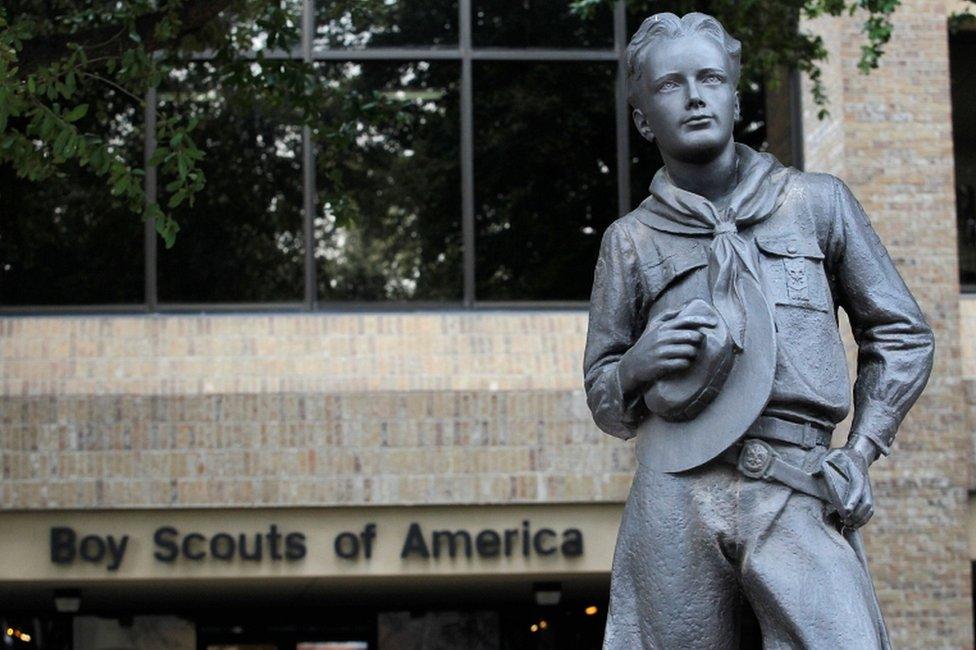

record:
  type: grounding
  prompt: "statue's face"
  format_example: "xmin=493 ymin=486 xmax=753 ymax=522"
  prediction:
xmin=632 ymin=34 xmax=738 ymax=163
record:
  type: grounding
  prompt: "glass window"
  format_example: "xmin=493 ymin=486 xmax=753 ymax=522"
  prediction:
xmin=313 ymin=61 xmax=462 ymax=301
xmin=315 ymin=0 xmax=458 ymax=50
xmin=951 ymin=30 xmax=976 ymax=289
xmin=472 ymin=0 xmax=613 ymax=49
xmin=474 ymin=61 xmax=617 ymax=301
xmin=156 ymin=64 xmax=305 ymax=303
xmin=0 ymin=88 xmax=144 ymax=306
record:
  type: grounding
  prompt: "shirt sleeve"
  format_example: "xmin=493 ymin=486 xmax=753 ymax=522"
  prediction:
xmin=583 ymin=221 xmax=648 ymax=440
xmin=823 ymin=177 xmax=935 ymax=455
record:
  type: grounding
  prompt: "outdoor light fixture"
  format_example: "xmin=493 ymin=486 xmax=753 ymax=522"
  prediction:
xmin=585 ymin=605 xmax=599 ymax=616
xmin=5 ymin=627 xmax=31 ymax=643
xmin=532 ymin=581 xmax=561 ymax=606
xmin=53 ymin=589 xmax=81 ymax=613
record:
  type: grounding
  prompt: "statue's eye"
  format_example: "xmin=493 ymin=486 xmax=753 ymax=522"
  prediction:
xmin=703 ymin=73 xmax=724 ymax=84
xmin=658 ymin=80 xmax=679 ymax=92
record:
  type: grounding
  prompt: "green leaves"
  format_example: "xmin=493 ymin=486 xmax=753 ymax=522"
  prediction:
xmin=573 ymin=0 xmax=904 ymax=118
xmin=64 ymin=103 xmax=88 ymax=122
xmin=0 ymin=1 xmax=217 ymax=248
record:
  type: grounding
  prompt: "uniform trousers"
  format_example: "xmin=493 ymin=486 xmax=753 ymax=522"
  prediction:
xmin=603 ymin=441 xmax=888 ymax=649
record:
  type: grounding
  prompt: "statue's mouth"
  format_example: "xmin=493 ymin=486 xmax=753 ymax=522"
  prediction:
xmin=683 ymin=114 xmax=713 ymax=126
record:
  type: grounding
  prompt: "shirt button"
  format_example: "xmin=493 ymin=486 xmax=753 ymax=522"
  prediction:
xmin=787 ymin=244 xmax=798 ymax=254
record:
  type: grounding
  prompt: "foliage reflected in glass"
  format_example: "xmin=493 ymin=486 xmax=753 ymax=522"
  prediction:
xmin=157 ymin=64 xmax=304 ymax=303
xmin=472 ymin=0 xmax=613 ymax=48
xmin=313 ymin=61 xmax=462 ymax=301
xmin=474 ymin=62 xmax=617 ymax=301
xmin=314 ymin=0 xmax=458 ymax=49
xmin=0 ymin=87 xmax=143 ymax=305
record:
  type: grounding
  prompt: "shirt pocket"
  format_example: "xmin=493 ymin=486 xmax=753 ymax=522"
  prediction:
xmin=641 ymin=243 xmax=709 ymax=305
xmin=754 ymin=235 xmax=831 ymax=313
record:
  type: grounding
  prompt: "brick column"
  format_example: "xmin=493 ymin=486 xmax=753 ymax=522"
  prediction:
xmin=803 ymin=1 xmax=973 ymax=646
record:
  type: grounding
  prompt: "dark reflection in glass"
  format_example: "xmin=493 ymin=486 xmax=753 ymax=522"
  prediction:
xmin=0 ymin=89 xmax=143 ymax=305
xmin=951 ymin=31 xmax=976 ymax=288
xmin=473 ymin=0 xmax=613 ymax=48
xmin=157 ymin=64 xmax=304 ymax=303
xmin=629 ymin=77 xmax=769 ymax=211
xmin=313 ymin=61 xmax=462 ymax=301
xmin=314 ymin=0 xmax=458 ymax=49
xmin=474 ymin=62 xmax=616 ymax=301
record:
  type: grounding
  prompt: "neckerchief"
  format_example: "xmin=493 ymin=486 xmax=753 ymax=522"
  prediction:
xmin=642 ymin=144 xmax=792 ymax=350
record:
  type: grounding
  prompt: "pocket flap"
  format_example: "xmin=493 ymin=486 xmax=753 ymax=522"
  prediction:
xmin=643 ymin=244 xmax=708 ymax=300
xmin=755 ymin=235 xmax=824 ymax=260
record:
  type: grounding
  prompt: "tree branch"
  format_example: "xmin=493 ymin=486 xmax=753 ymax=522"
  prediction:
xmin=16 ymin=0 xmax=238 ymax=76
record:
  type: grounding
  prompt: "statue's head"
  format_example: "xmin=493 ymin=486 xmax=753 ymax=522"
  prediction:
xmin=626 ymin=13 xmax=741 ymax=164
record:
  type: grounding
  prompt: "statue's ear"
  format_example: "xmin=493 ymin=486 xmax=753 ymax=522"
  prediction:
xmin=734 ymin=91 xmax=741 ymax=122
xmin=633 ymin=108 xmax=655 ymax=143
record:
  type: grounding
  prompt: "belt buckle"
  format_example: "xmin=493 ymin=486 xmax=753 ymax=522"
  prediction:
xmin=737 ymin=438 xmax=774 ymax=479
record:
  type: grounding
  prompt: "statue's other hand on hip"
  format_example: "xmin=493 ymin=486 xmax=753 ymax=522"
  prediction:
xmin=821 ymin=443 xmax=877 ymax=529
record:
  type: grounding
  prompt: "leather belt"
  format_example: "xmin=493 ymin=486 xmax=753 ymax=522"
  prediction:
xmin=745 ymin=415 xmax=832 ymax=449
xmin=717 ymin=417 xmax=834 ymax=503
xmin=719 ymin=439 xmax=831 ymax=502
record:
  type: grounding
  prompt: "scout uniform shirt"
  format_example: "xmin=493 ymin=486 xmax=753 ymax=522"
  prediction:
xmin=583 ymin=143 xmax=934 ymax=458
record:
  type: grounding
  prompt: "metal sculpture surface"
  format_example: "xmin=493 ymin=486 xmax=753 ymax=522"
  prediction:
xmin=583 ymin=12 xmax=935 ymax=649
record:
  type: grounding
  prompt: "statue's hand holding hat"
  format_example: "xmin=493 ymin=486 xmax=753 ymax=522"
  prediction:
xmin=642 ymin=299 xmax=734 ymax=422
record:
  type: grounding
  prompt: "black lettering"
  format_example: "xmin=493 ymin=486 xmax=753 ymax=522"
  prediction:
xmin=105 ymin=535 xmax=129 ymax=571
xmin=432 ymin=530 xmax=472 ymax=559
xmin=522 ymin=520 xmax=530 ymax=557
xmin=267 ymin=524 xmax=283 ymax=560
xmin=153 ymin=526 xmax=179 ymax=562
xmin=561 ymin=528 xmax=584 ymax=557
xmin=361 ymin=524 xmax=376 ymax=559
xmin=79 ymin=535 xmax=106 ymax=563
xmin=533 ymin=529 xmax=557 ymax=556
xmin=182 ymin=532 xmax=206 ymax=560
xmin=334 ymin=532 xmax=360 ymax=559
xmin=285 ymin=532 xmax=306 ymax=560
xmin=400 ymin=523 xmax=430 ymax=559
xmin=238 ymin=533 xmax=262 ymax=561
xmin=504 ymin=529 xmax=518 ymax=557
xmin=50 ymin=527 xmax=76 ymax=565
xmin=475 ymin=530 xmax=500 ymax=557
xmin=210 ymin=533 xmax=235 ymax=560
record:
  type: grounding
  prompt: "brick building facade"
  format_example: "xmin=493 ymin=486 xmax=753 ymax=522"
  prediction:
xmin=2 ymin=0 xmax=975 ymax=648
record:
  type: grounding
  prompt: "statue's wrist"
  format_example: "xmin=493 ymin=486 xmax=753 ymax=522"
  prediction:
xmin=847 ymin=434 xmax=881 ymax=466
xmin=617 ymin=355 xmax=641 ymax=398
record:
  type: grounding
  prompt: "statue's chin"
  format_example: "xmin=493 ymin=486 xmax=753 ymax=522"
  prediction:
xmin=664 ymin=138 xmax=731 ymax=165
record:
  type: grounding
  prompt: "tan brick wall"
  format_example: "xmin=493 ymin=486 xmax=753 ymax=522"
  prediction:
xmin=803 ymin=2 xmax=973 ymax=646
xmin=0 ymin=312 xmax=588 ymax=396
xmin=0 ymin=312 xmax=636 ymax=510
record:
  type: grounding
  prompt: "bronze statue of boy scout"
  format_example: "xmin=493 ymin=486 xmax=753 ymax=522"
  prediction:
xmin=583 ymin=12 xmax=934 ymax=649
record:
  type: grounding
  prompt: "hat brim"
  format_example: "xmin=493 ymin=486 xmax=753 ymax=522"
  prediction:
xmin=634 ymin=281 xmax=777 ymax=473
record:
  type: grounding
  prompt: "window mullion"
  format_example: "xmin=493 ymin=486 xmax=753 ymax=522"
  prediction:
xmin=613 ymin=0 xmax=630 ymax=216
xmin=144 ymin=86 xmax=158 ymax=312
xmin=460 ymin=0 xmax=475 ymax=307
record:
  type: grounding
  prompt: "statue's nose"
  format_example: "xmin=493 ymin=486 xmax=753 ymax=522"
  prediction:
xmin=686 ymin=83 xmax=706 ymax=109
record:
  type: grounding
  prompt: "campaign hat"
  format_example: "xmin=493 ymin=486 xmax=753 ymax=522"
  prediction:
xmin=635 ymin=281 xmax=777 ymax=473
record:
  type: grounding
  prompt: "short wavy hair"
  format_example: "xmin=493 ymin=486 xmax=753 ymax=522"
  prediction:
xmin=626 ymin=12 xmax=741 ymax=109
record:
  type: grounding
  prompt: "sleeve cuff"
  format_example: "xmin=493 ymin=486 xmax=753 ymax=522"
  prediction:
xmin=849 ymin=399 xmax=901 ymax=456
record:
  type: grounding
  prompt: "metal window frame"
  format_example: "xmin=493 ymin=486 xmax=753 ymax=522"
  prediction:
xmin=143 ymin=0 xmax=626 ymax=314
xmin=1 ymin=1 xmax=804 ymax=314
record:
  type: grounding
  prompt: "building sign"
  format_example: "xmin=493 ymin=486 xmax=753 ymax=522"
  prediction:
xmin=0 ymin=504 xmax=620 ymax=582
xmin=47 ymin=520 xmax=585 ymax=571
